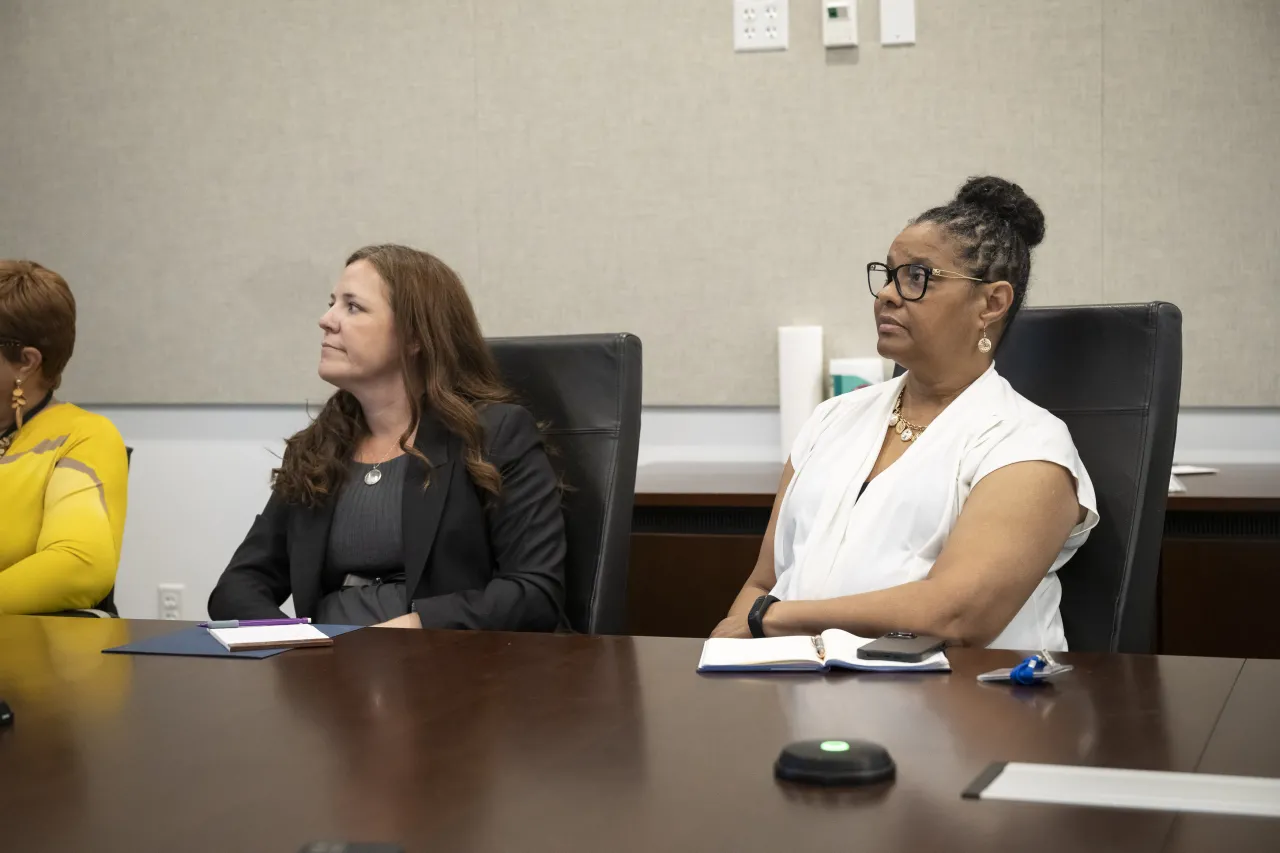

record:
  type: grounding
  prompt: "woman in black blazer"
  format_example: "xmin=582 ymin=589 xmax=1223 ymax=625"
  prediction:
xmin=208 ymin=245 xmax=567 ymax=630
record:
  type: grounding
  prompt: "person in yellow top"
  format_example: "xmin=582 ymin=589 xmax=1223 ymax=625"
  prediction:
xmin=0 ymin=260 xmax=128 ymax=615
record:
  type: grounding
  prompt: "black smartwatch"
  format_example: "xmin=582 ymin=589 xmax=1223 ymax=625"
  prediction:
xmin=747 ymin=594 xmax=779 ymax=638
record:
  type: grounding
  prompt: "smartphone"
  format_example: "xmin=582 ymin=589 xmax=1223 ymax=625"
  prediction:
xmin=856 ymin=632 xmax=947 ymax=663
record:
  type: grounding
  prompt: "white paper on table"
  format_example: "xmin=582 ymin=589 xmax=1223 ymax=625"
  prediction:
xmin=1168 ymin=475 xmax=1187 ymax=494
xmin=966 ymin=762 xmax=1280 ymax=818
xmin=208 ymin=624 xmax=331 ymax=651
xmin=1171 ymin=465 xmax=1220 ymax=476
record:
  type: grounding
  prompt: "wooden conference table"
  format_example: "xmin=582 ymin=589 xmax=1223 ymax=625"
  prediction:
xmin=1 ymin=616 xmax=1277 ymax=853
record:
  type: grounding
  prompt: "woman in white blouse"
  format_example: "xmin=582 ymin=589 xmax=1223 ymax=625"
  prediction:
xmin=713 ymin=176 xmax=1098 ymax=651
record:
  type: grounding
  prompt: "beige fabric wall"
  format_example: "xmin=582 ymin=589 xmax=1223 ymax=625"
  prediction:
xmin=1 ymin=0 xmax=1275 ymax=405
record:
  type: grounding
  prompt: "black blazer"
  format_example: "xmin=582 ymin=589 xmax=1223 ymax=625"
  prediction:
xmin=208 ymin=403 xmax=568 ymax=631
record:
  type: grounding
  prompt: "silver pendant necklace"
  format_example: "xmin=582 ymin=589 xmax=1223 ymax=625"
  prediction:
xmin=363 ymin=436 xmax=402 ymax=486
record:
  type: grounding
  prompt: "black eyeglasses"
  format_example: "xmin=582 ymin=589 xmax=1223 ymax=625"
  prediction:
xmin=867 ymin=262 xmax=991 ymax=302
xmin=0 ymin=338 xmax=23 ymax=349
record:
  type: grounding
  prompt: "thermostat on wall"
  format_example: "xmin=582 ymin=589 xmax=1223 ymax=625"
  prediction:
xmin=822 ymin=2 xmax=857 ymax=48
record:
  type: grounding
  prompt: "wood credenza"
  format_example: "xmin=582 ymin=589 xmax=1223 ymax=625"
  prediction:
xmin=1160 ymin=466 xmax=1280 ymax=657
xmin=627 ymin=462 xmax=1280 ymax=658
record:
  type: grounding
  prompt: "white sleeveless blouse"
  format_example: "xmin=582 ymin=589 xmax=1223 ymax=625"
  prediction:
xmin=771 ymin=364 xmax=1098 ymax=651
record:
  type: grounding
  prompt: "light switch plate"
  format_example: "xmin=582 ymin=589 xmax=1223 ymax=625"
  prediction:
xmin=880 ymin=0 xmax=916 ymax=46
xmin=734 ymin=0 xmax=789 ymax=53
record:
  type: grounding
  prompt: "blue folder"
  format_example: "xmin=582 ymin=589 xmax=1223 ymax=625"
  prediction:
xmin=102 ymin=624 xmax=363 ymax=659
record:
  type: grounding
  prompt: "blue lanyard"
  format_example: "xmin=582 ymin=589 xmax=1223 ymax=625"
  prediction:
xmin=1010 ymin=653 xmax=1050 ymax=685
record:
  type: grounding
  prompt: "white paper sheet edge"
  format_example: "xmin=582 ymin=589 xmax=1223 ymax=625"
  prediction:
xmin=1171 ymin=465 xmax=1220 ymax=476
xmin=975 ymin=762 xmax=1280 ymax=818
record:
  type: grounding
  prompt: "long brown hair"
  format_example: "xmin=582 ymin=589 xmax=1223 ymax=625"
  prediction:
xmin=273 ymin=245 xmax=514 ymax=507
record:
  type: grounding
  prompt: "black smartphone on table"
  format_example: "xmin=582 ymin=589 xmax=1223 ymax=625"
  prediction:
xmin=856 ymin=632 xmax=947 ymax=663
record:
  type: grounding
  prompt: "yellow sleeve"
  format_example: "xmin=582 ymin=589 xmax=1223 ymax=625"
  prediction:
xmin=0 ymin=420 xmax=129 ymax=614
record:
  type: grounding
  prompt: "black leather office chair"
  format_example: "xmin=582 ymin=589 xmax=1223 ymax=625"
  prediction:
xmin=898 ymin=303 xmax=1182 ymax=652
xmin=490 ymin=334 xmax=643 ymax=635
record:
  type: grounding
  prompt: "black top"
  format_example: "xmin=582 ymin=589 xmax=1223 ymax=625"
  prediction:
xmin=323 ymin=454 xmax=409 ymax=591
xmin=311 ymin=454 xmax=411 ymax=626
xmin=208 ymin=403 xmax=569 ymax=631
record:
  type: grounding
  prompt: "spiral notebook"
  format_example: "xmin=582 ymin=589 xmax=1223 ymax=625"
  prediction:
xmin=697 ymin=629 xmax=951 ymax=673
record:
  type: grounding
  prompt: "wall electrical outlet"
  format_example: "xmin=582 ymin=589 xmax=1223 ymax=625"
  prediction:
xmin=158 ymin=583 xmax=184 ymax=620
xmin=734 ymin=0 xmax=789 ymax=53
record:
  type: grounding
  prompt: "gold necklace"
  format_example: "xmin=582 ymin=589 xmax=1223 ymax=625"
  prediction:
xmin=0 ymin=418 xmax=20 ymax=458
xmin=888 ymin=392 xmax=928 ymax=443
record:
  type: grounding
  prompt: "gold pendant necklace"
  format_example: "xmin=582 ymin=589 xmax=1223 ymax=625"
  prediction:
xmin=887 ymin=391 xmax=928 ymax=443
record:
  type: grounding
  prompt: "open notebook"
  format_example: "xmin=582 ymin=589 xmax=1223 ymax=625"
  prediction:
xmin=207 ymin=624 xmax=334 ymax=652
xmin=697 ymin=629 xmax=951 ymax=673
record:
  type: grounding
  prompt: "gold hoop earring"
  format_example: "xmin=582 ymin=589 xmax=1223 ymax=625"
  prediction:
xmin=11 ymin=377 xmax=26 ymax=430
xmin=977 ymin=325 xmax=993 ymax=354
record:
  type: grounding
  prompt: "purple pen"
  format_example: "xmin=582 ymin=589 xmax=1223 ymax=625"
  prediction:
xmin=199 ymin=618 xmax=312 ymax=628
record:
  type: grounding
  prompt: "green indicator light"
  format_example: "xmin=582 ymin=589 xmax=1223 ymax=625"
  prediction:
xmin=819 ymin=740 xmax=850 ymax=752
